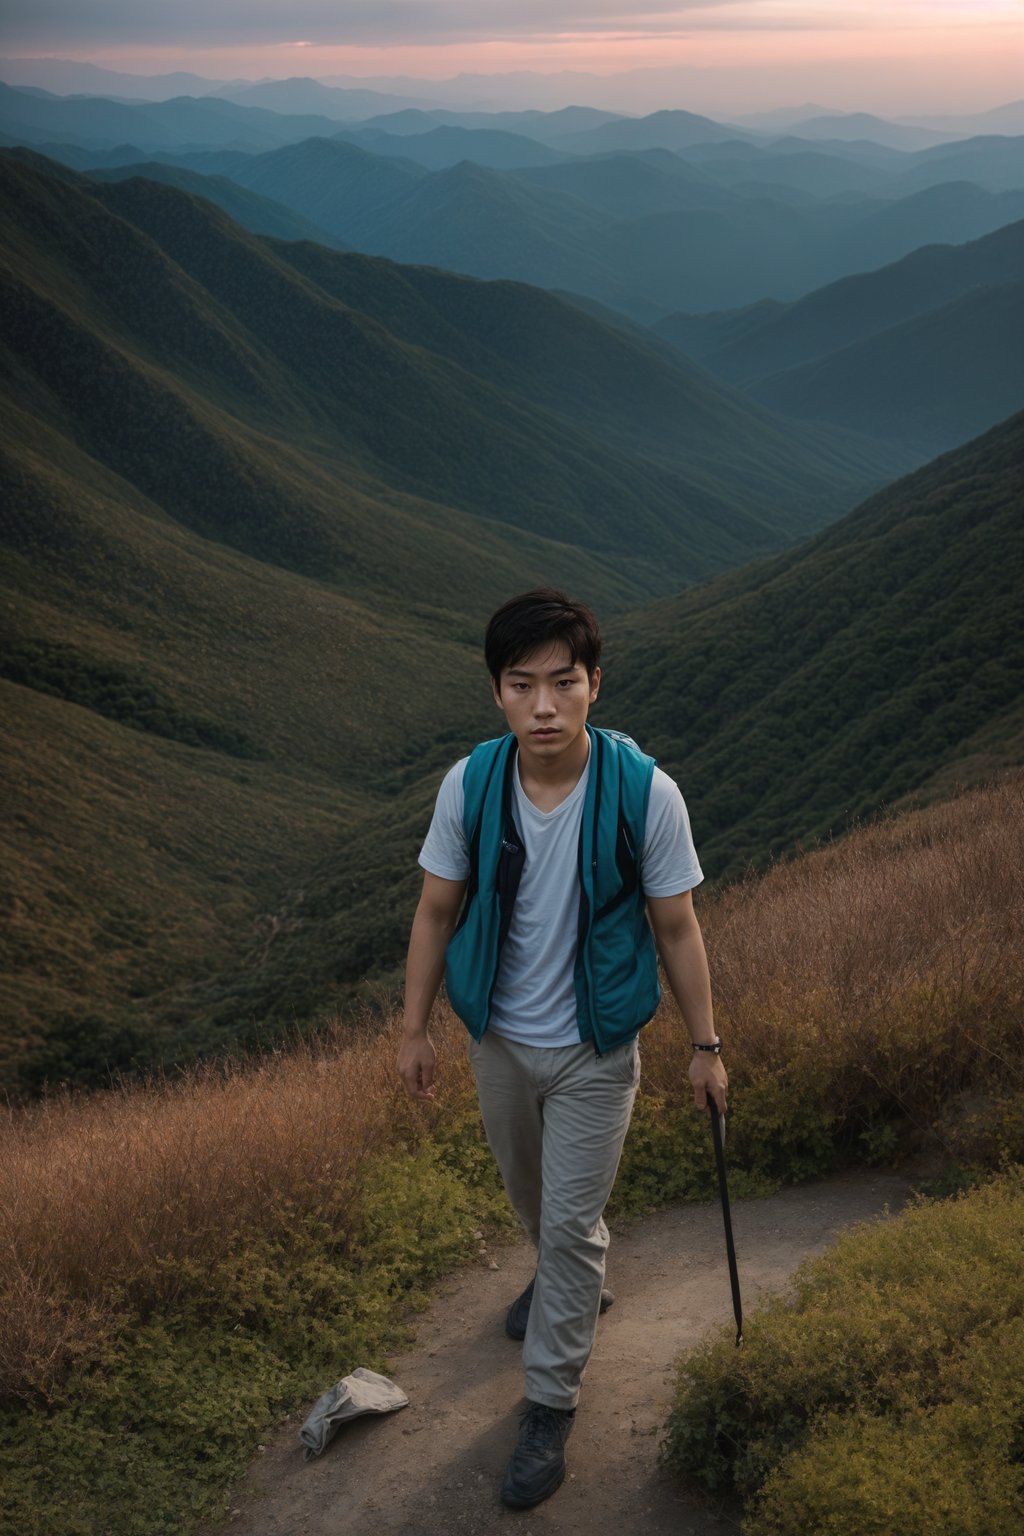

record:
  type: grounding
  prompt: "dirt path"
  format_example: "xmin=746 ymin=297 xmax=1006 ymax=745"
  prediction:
xmin=212 ymin=1169 xmax=912 ymax=1536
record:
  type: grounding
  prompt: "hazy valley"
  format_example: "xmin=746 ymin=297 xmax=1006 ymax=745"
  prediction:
xmin=1 ymin=72 xmax=1022 ymax=1098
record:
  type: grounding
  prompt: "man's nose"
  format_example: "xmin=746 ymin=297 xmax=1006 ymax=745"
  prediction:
xmin=534 ymin=690 xmax=556 ymax=715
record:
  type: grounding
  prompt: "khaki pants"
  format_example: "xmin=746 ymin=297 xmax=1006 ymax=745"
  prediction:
xmin=467 ymin=1030 xmax=640 ymax=1409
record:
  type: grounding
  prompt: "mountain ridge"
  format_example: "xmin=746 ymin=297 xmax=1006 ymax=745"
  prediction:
xmin=655 ymin=217 xmax=1024 ymax=383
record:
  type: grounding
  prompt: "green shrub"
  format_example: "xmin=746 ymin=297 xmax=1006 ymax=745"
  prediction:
xmin=609 ymin=1094 xmax=712 ymax=1215
xmin=725 ymin=1065 xmax=837 ymax=1186
xmin=663 ymin=1168 xmax=1024 ymax=1522
xmin=751 ymin=1319 xmax=1024 ymax=1536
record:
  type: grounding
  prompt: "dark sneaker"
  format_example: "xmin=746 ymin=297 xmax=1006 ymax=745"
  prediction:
xmin=505 ymin=1275 xmax=615 ymax=1341
xmin=501 ymin=1401 xmax=576 ymax=1509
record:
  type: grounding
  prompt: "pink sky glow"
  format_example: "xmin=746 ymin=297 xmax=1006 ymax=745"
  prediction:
xmin=4 ymin=4 xmax=1022 ymax=115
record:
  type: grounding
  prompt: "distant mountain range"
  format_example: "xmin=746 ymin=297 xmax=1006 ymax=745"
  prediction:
xmin=746 ymin=282 xmax=1024 ymax=454
xmin=655 ymin=220 xmax=1024 ymax=455
xmin=0 ymin=80 xmax=356 ymax=153
xmin=656 ymin=220 xmax=1024 ymax=378
xmin=36 ymin=130 xmax=1021 ymax=323
xmin=86 ymin=158 xmax=348 ymax=248
xmin=355 ymin=105 xmax=624 ymax=140
xmin=773 ymin=112 xmax=949 ymax=152
xmin=3 ymin=76 xmax=1022 ymax=326
xmin=333 ymin=122 xmax=571 ymax=171
xmin=2 ymin=57 xmax=1020 ymax=133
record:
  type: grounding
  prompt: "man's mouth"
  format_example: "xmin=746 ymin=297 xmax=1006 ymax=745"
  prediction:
xmin=532 ymin=728 xmax=559 ymax=737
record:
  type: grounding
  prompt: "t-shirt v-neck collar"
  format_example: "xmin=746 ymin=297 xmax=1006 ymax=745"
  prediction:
xmin=513 ymin=736 xmax=591 ymax=820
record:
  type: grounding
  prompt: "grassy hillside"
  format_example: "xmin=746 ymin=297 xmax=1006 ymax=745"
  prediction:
xmin=604 ymin=412 xmax=1024 ymax=878
xmin=266 ymin=241 xmax=900 ymax=526
xmin=0 ymin=154 xmax=651 ymax=1088
xmin=3 ymin=147 xmax=1016 ymax=1093
xmin=1 ymin=150 xmax=900 ymax=572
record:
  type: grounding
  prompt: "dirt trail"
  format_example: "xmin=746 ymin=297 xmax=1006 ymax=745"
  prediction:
xmin=212 ymin=1169 xmax=912 ymax=1536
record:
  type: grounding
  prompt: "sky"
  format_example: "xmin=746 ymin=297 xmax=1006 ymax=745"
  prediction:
xmin=2 ymin=2 xmax=1022 ymax=115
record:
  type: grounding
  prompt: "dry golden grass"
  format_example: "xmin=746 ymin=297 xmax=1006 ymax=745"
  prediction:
xmin=706 ymin=773 xmax=1023 ymax=1115
xmin=640 ymin=774 xmax=1023 ymax=1120
xmin=0 ymin=1009 xmax=476 ymax=1402
xmin=2 ymin=773 xmax=1021 ymax=1404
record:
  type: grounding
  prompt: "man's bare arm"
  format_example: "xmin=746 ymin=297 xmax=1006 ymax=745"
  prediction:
xmin=647 ymin=890 xmax=728 ymax=1114
xmin=397 ymin=871 xmax=467 ymax=1102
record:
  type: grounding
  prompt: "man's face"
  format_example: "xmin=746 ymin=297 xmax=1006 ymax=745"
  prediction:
xmin=492 ymin=641 xmax=600 ymax=766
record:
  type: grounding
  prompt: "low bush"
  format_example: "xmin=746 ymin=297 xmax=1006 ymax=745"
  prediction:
xmin=663 ymin=1168 xmax=1024 ymax=1532
xmin=751 ymin=1388 xmax=1023 ymax=1536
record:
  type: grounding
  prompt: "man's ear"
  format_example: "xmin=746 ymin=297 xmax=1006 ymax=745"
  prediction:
xmin=589 ymin=665 xmax=602 ymax=703
xmin=491 ymin=675 xmax=504 ymax=710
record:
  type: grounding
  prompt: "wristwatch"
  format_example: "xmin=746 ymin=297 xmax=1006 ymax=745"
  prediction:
xmin=692 ymin=1036 xmax=722 ymax=1054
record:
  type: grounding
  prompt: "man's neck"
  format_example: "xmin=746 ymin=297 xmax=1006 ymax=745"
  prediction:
xmin=517 ymin=728 xmax=591 ymax=811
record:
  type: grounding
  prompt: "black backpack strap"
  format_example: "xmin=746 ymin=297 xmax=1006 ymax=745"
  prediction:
xmin=457 ymin=739 xmax=522 ymax=936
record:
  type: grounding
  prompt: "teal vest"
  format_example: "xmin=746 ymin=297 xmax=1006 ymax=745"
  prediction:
xmin=444 ymin=723 xmax=661 ymax=1053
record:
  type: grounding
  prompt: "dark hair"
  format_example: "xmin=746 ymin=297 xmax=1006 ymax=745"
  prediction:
xmin=485 ymin=588 xmax=602 ymax=689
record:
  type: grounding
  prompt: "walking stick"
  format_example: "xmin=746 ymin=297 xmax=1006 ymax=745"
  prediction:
xmin=707 ymin=1100 xmax=743 ymax=1347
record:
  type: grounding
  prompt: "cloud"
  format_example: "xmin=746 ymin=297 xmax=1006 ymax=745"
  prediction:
xmin=2 ymin=1 xmax=794 ymax=51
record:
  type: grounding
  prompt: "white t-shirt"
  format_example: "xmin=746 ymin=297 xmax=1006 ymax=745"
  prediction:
xmin=418 ymin=738 xmax=703 ymax=1047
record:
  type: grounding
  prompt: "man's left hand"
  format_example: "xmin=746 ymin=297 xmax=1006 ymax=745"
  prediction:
xmin=690 ymin=1051 xmax=728 ymax=1115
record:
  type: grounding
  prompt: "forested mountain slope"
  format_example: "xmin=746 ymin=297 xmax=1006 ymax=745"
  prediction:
xmin=654 ymin=219 xmax=1024 ymax=384
xmin=2 ymin=153 xmax=896 ymax=581
xmin=12 ymin=415 xmax=1012 ymax=1094
xmin=604 ymin=414 xmax=1024 ymax=879
xmin=749 ymin=282 xmax=1024 ymax=454
xmin=0 ymin=149 xmax=900 ymax=1091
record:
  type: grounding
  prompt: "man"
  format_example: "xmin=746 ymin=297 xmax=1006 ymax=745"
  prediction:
xmin=398 ymin=588 xmax=727 ymax=1510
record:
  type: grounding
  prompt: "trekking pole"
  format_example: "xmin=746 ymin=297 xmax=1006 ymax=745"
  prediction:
xmin=707 ymin=1099 xmax=743 ymax=1347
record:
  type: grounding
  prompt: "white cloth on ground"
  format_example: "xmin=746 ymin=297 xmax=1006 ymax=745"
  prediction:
xmin=299 ymin=1367 xmax=409 ymax=1459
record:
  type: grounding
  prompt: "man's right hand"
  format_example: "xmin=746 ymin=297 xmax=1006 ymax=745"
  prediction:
xmin=397 ymin=1031 xmax=437 ymax=1102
